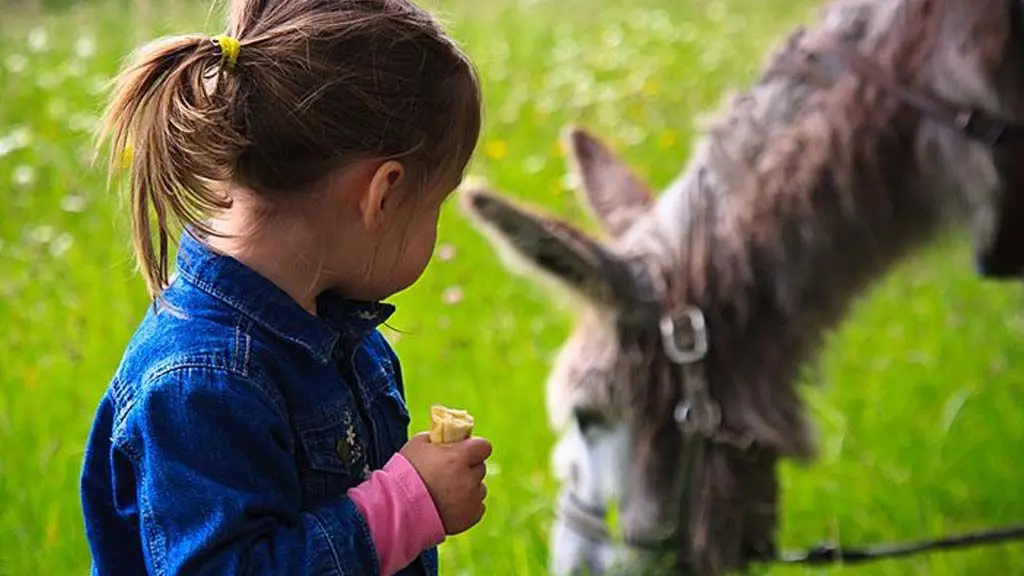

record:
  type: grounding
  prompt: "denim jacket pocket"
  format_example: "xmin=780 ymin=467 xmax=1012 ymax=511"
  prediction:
xmin=371 ymin=387 xmax=412 ymax=455
xmin=295 ymin=401 xmax=370 ymax=504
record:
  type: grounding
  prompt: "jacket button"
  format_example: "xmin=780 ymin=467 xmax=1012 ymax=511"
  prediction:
xmin=336 ymin=438 xmax=350 ymax=460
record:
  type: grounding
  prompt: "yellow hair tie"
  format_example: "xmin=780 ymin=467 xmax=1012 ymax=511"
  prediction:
xmin=211 ymin=35 xmax=240 ymax=71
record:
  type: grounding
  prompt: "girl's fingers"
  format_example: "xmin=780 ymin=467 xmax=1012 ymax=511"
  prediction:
xmin=469 ymin=463 xmax=486 ymax=484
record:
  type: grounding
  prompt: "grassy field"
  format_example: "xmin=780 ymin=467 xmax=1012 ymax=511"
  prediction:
xmin=3 ymin=0 xmax=1024 ymax=574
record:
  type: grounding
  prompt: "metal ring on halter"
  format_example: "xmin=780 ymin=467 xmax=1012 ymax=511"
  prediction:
xmin=674 ymin=397 xmax=722 ymax=436
xmin=659 ymin=306 xmax=709 ymax=365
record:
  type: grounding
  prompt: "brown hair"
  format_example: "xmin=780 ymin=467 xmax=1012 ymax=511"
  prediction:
xmin=98 ymin=0 xmax=482 ymax=298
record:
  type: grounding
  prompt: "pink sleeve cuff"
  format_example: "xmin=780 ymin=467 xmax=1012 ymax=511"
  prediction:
xmin=348 ymin=452 xmax=446 ymax=576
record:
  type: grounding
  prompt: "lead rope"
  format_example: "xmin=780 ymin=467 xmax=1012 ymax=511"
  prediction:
xmin=771 ymin=523 xmax=1024 ymax=566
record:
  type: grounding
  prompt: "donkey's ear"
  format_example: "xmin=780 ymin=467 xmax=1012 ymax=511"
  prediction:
xmin=459 ymin=184 xmax=642 ymax=308
xmin=562 ymin=125 xmax=655 ymax=238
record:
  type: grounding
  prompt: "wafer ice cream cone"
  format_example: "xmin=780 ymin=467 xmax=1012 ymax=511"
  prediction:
xmin=429 ymin=405 xmax=474 ymax=444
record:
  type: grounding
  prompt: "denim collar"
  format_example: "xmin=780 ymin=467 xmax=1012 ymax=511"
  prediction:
xmin=174 ymin=230 xmax=395 ymax=364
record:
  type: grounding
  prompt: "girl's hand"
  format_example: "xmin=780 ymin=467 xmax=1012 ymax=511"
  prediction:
xmin=400 ymin=432 xmax=492 ymax=535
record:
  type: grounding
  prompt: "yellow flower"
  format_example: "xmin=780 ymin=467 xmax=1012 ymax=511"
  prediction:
xmin=45 ymin=507 xmax=60 ymax=548
xmin=484 ymin=140 xmax=507 ymax=160
xmin=120 ymin=144 xmax=134 ymax=169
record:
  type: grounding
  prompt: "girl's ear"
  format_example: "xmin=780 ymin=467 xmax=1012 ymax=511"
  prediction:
xmin=362 ymin=160 xmax=406 ymax=231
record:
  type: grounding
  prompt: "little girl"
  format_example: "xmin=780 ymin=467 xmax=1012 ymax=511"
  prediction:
xmin=79 ymin=1 xmax=490 ymax=575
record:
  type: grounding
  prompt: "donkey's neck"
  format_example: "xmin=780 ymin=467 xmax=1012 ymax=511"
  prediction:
xmin=639 ymin=55 xmax=953 ymax=461
xmin=629 ymin=0 xmax=1005 ymax=458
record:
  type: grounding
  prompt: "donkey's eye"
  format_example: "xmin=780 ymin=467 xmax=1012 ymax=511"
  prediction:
xmin=573 ymin=406 xmax=609 ymax=433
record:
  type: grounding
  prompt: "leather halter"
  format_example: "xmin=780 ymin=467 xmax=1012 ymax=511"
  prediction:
xmin=770 ymin=32 xmax=1024 ymax=147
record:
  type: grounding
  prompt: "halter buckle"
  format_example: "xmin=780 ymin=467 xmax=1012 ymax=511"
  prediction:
xmin=659 ymin=306 xmax=708 ymax=365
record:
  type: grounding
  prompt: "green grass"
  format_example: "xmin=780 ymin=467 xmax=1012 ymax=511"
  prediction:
xmin=2 ymin=0 xmax=1024 ymax=574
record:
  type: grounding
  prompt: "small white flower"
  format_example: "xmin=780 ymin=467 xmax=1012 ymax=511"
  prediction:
xmin=523 ymin=156 xmax=546 ymax=174
xmin=27 ymin=28 xmax=49 ymax=52
xmin=437 ymin=244 xmax=456 ymax=262
xmin=61 ymin=194 xmax=87 ymax=213
xmin=90 ymin=77 xmax=110 ymax=95
xmin=74 ymin=37 xmax=96 ymax=59
xmin=602 ymin=27 xmax=624 ymax=48
xmin=68 ymin=114 xmax=98 ymax=133
xmin=36 ymin=71 xmax=62 ymax=90
xmin=0 ymin=127 xmax=32 ymax=157
xmin=47 ymin=98 xmax=68 ymax=120
xmin=4 ymin=54 xmax=27 ymax=74
xmin=28 ymin=225 xmax=55 ymax=244
xmin=13 ymin=165 xmax=36 ymax=187
xmin=442 ymin=286 xmax=463 ymax=305
xmin=62 ymin=61 xmax=84 ymax=79
xmin=50 ymin=233 xmax=73 ymax=258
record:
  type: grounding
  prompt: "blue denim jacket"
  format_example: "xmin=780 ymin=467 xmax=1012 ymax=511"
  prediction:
xmin=80 ymin=231 xmax=438 ymax=576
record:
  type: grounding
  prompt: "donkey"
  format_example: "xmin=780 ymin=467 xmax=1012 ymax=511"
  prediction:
xmin=458 ymin=0 xmax=1024 ymax=574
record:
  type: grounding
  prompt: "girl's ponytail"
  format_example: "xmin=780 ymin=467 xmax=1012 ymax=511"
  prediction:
xmin=97 ymin=34 xmax=244 ymax=298
xmin=97 ymin=0 xmax=482 ymax=301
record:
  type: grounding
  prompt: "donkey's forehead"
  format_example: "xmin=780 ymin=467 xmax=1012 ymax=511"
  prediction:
xmin=556 ymin=313 xmax=621 ymax=394
xmin=546 ymin=311 xmax=624 ymax=427
xmin=567 ymin=313 xmax=620 ymax=366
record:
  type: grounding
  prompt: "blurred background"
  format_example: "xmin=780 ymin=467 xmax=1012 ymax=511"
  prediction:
xmin=3 ymin=0 xmax=1024 ymax=574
